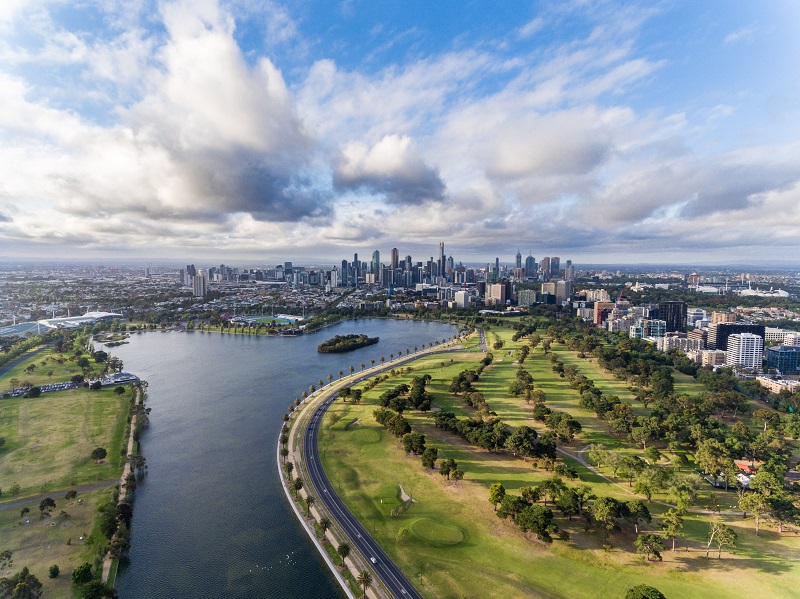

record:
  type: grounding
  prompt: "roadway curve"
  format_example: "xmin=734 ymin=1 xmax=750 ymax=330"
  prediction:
xmin=304 ymin=391 xmax=423 ymax=599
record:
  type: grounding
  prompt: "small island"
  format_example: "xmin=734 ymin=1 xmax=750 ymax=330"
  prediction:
xmin=317 ymin=334 xmax=379 ymax=353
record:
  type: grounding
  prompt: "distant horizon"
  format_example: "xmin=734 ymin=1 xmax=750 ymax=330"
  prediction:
xmin=2 ymin=254 xmax=799 ymax=273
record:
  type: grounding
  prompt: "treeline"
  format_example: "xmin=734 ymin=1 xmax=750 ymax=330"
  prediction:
xmin=317 ymin=334 xmax=379 ymax=353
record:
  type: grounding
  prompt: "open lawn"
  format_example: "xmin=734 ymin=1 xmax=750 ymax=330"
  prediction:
xmin=318 ymin=343 xmax=800 ymax=599
xmin=1 ymin=348 xmax=107 ymax=393
xmin=0 ymin=387 xmax=129 ymax=499
xmin=0 ymin=486 xmax=116 ymax=598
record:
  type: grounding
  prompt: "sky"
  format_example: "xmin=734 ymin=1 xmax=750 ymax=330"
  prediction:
xmin=1 ymin=0 xmax=800 ymax=266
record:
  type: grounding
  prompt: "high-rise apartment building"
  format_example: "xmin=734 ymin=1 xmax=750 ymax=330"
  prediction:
xmin=391 ymin=248 xmax=399 ymax=270
xmin=565 ymin=260 xmax=575 ymax=281
xmin=515 ymin=250 xmax=522 ymax=270
xmin=193 ymin=272 xmax=208 ymax=298
xmin=707 ymin=323 xmax=765 ymax=351
xmin=658 ymin=301 xmax=688 ymax=333
xmin=540 ymin=257 xmax=550 ymax=279
xmin=726 ymin=333 xmax=763 ymax=370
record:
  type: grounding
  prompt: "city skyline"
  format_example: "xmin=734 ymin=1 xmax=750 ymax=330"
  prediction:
xmin=2 ymin=1 xmax=800 ymax=263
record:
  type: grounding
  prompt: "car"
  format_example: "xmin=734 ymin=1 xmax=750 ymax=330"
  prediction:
xmin=370 ymin=557 xmax=377 ymax=564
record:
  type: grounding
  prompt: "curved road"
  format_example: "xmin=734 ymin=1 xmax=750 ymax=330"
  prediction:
xmin=304 ymin=390 xmax=424 ymax=599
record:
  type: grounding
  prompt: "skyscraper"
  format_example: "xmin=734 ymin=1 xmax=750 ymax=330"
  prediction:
xmin=525 ymin=254 xmax=536 ymax=277
xmin=391 ymin=248 xmax=399 ymax=270
xmin=550 ymin=257 xmax=560 ymax=278
xmin=438 ymin=242 xmax=445 ymax=281
xmin=515 ymin=249 xmax=522 ymax=269
xmin=371 ymin=250 xmax=381 ymax=283
xmin=658 ymin=301 xmax=688 ymax=333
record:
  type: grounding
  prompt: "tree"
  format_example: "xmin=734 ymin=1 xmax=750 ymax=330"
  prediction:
xmin=71 ymin=562 xmax=93 ymax=584
xmin=402 ymin=432 xmax=426 ymax=455
xmin=306 ymin=495 xmax=315 ymax=517
xmin=635 ymin=533 xmax=664 ymax=561
xmin=81 ymin=579 xmax=116 ymax=599
xmin=293 ymin=477 xmax=303 ymax=498
xmin=515 ymin=505 xmax=556 ymax=542
xmin=113 ymin=386 xmax=126 ymax=396
xmin=0 ymin=550 xmax=11 ymax=570
xmin=439 ymin=457 xmax=457 ymax=480
xmin=48 ymin=565 xmax=59 ymax=578
xmin=660 ymin=508 xmax=685 ymax=552
xmin=319 ymin=516 xmax=331 ymax=538
xmin=556 ymin=488 xmax=581 ymax=521
xmin=625 ymin=584 xmax=667 ymax=599
xmin=625 ymin=500 xmax=651 ymax=533
xmin=488 ymin=483 xmax=506 ymax=511
xmin=739 ymin=492 xmax=769 ymax=535
xmin=706 ymin=521 xmax=737 ymax=559
xmin=421 ymin=447 xmax=438 ymax=469
xmin=592 ymin=497 xmax=620 ymax=544
xmin=91 ymin=447 xmax=107 ymax=462
xmin=357 ymin=570 xmax=373 ymax=597
xmin=336 ymin=542 xmax=351 ymax=566
xmin=39 ymin=497 xmax=56 ymax=517
xmin=0 ymin=566 xmax=43 ymax=599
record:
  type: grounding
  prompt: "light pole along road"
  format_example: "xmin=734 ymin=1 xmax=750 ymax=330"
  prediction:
xmin=297 ymin=335 xmax=475 ymax=599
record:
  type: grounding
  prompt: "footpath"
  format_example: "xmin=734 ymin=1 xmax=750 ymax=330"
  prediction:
xmin=101 ymin=385 xmax=143 ymax=584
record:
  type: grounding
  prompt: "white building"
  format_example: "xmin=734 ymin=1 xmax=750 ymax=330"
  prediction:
xmin=783 ymin=332 xmax=800 ymax=347
xmin=726 ymin=333 xmax=764 ymax=370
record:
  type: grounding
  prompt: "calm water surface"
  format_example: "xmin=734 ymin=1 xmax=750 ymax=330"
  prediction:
xmin=113 ymin=319 xmax=455 ymax=598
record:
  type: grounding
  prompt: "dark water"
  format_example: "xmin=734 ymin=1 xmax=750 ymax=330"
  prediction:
xmin=113 ymin=319 xmax=455 ymax=598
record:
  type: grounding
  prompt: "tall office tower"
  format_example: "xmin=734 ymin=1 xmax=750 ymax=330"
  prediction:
xmin=371 ymin=250 xmax=381 ymax=283
xmin=353 ymin=253 xmax=359 ymax=286
xmin=405 ymin=255 xmax=412 ymax=271
xmin=495 ymin=257 xmax=500 ymax=273
xmin=446 ymin=256 xmax=454 ymax=277
xmin=550 ymin=257 xmax=560 ymax=278
xmin=540 ymin=257 xmax=551 ymax=279
xmin=525 ymin=254 xmax=536 ymax=277
xmin=565 ymin=259 xmax=575 ymax=281
xmin=515 ymin=249 xmax=522 ymax=269
xmin=659 ymin=301 xmax=688 ymax=333
xmin=186 ymin=264 xmax=196 ymax=277
xmin=340 ymin=260 xmax=348 ymax=286
xmin=193 ymin=271 xmax=208 ymax=297
xmin=391 ymin=248 xmax=399 ymax=270
xmin=726 ymin=333 xmax=764 ymax=369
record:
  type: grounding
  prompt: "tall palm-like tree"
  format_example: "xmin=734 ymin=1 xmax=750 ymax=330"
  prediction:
xmin=338 ymin=370 xmax=344 ymax=379
xmin=357 ymin=570 xmax=373 ymax=597
xmin=306 ymin=495 xmax=315 ymax=516
xmin=328 ymin=374 xmax=334 ymax=385
xmin=361 ymin=363 xmax=366 ymax=371
xmin=319 ymin=516 xmax=331 ymax=538
xmin=370 ymin=359 xmax=375 ymax=367
xmin=293 ymin=477 xmax=303 ymax=498
xmin=336 ymin=542 xmax=351 ymax=566
xmin=349 ymin=366 xmax=355 ymax=375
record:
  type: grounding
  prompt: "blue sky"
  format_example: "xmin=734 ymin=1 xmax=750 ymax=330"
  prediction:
xmin=1 ymin=0 xmax=799 ymax=265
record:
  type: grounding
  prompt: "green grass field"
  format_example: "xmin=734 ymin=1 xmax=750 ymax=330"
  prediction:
xmin=0 ymin=346 xmax=130 ymax=596
xmin=318 ymin=332 xmax=800 ymax=599
xmin=1 ymin=348 xmax=107 ymax=393
xmin=0 ymin=486 xmax=116 ymax=597
xmin=0 ymin=387 xmax=129 ymax=498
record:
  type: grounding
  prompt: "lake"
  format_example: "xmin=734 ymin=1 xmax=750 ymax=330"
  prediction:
xmin=112 ymin=318 xmax=456 ymax=598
